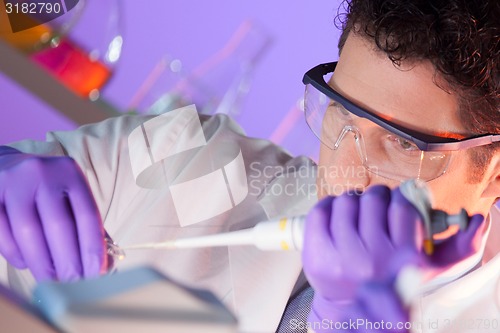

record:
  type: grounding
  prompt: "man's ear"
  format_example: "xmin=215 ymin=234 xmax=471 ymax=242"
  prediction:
xmin=480 ymin=153 xmax=500 ymax=199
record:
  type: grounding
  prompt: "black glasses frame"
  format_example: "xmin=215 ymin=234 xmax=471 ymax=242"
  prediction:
xmin=303 ymin=62 xmax=500 ymax=152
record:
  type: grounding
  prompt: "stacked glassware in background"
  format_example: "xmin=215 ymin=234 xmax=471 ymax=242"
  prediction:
xmin=128 ymin=19 xmax=273 ymax=123
xmin=1 ymin=1 xmax=319 ymax=159
xmin=0 ymin=0 xmax=122 ymax=101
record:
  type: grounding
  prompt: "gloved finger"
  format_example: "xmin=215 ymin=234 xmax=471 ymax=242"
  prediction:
xmin=303 ymin=197 xmax=338 ymax=280
xmin=5 ymin=193 xmax=56 ymax=281
xmin=0 ymin=201 xmax=26 ymax=268
xmin=36 ymin=185 xmax=83 ymax=281
xmin=331 ymin=192 xmax=364 ymax=255
xmin=359 ymin=185 xmax=392 ymax=252
xmin=328 ymin=298 xmax=406 ymax=333
xmin=386 ymin=248 xmax=423 ymax=281
xmin=431 ymin=214 xmax=485 ymax=266
xmin=356 ymin=281 xmax=409 ymax=332
xmin=388 ymin=188 xmax=422 ymax=251
xmin=66 ymin=169 xmax=106 ymax=278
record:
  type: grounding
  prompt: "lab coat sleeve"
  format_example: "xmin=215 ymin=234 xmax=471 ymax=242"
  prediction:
xmin=5 ymin=114 xmax=156 ymax=221
xmin=2 ymin=111 xmax=316 ymax=315
xmin=5 ymin=108 xmax=315 ymax=232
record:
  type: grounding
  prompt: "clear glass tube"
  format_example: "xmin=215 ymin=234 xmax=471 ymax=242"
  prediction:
xmin=104 ymin=232 xmax=125 ymax=273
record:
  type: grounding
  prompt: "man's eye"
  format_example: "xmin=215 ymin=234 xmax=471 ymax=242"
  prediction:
xmin=337 ymin=103 xmax=350 ymax=116
xmin=386 ymin=134 xmax=419 ymax=152
xmin=396 ymin=137 xmax=418 ymax=151
xmin=327 ymin=101 xmax=350 ymax=116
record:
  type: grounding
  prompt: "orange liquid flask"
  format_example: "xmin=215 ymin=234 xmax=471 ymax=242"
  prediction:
xmin=0 ymin=0 xmax=82 ymax=53
xmin=0 ymin=4 xmax=52 ymax=53
xmin=30 ymin=39 xmax=112 ymax=98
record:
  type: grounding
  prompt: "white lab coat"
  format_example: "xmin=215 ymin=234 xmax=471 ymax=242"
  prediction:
xmin=1 ymin=107 xmax=318 ymax=333
xmin=411 ymin=207 xmax=500 ymax=333
xmin=1 ymin=108 xmax=499 ymax=332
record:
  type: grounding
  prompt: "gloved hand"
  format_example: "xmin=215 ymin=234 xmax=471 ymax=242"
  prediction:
xmin=0 ymin=146 xmax=107 ymax=282
xmin=302 ymin=185 xmax=484 ymax=332
xmin=333 ymin=278 xmax=411 ymax=333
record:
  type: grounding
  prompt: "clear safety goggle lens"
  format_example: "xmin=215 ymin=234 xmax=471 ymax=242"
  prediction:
xmin=304 ymin=83 xmax=452 ymax=182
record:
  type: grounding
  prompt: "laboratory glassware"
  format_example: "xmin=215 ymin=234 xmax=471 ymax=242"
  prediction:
xmin=269 ymin=97 xmax=320 ymax=161
xmin=30 ymin=0 xmax=122 ymax=100
xmin=0 ymin=0 xmax=83 ymax=53
xmin=129 ymin=19 xmax=272 ymax=120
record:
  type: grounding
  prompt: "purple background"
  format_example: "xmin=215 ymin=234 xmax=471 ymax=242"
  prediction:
xmin=0 ymin=0 xmax=342 ymax=159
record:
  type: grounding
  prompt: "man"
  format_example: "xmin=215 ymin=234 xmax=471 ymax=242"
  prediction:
xmin=300 ymin=0 xmax=499 ymax=331
xmin=0 ymin=1 xmax=498 ymax=333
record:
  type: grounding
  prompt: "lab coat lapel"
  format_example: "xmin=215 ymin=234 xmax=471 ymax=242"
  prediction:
xmin=226 ymin=158 xmax=317 ymax=332
xmin=228 ymin=245 xmax=303 ymax=333
xmin=411 ymin=206 xmax=500 ymax=333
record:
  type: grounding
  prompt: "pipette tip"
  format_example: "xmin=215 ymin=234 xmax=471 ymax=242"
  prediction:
xmin=121 ymin=241 xmax=177 ymax=250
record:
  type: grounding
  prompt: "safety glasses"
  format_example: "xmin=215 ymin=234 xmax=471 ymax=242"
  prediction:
xmin=303 ymin=62 xmax=500 ymax=151
xmin=302 ymin=62 xmax=500 ymax=181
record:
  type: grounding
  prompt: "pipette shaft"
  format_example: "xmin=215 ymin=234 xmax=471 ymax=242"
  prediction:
xmin=123 ymin=180 xmax=469 ymax=254
xmin=124 ymin=215 xmax=306 ymax=251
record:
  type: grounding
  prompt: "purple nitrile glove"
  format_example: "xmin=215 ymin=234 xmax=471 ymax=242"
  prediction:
xmin=0 ymin=146 xmax=107 ymax=282
xmin=309 ymin=251 xmax=418 ymax=333
xmin=302 ymin=185 xmax=485 ymax=332
xmin=335 ymin=278 xmax=411 ymax=333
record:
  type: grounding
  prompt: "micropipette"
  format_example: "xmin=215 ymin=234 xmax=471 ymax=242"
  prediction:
xmin=123 ymin=215 xmax=305 ymax=251
xmin=399 ymin=179 xmax=469 ymax=255
xmin=121 ymin=180 xmax=470 ymax=255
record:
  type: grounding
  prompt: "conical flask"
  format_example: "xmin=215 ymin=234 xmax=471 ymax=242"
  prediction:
xmin=130 ymin=19 xmax=273 ymax=120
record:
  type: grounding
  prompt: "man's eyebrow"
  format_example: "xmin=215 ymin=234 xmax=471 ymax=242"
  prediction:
xmin=431 ymin=131 xmax=467 ymax=141
xmin=376 ymin=111 xmax=467 ymax=141
xmin=342 ymin=99 xmax=468 ymax=141
xmin=327 ymin=71 xmax=469 ymax=142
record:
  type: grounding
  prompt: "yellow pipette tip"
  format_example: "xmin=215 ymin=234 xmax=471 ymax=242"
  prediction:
xmin=423 ymin=239 xmax=434 ymax=255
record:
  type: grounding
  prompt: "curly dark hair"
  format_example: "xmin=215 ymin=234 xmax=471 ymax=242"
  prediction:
xmin=337 ymin=0 xmax=499 ymax=182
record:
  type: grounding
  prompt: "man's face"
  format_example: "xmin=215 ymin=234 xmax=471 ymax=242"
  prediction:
xmin=317 ymin=32 xmax=495 ymax=217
